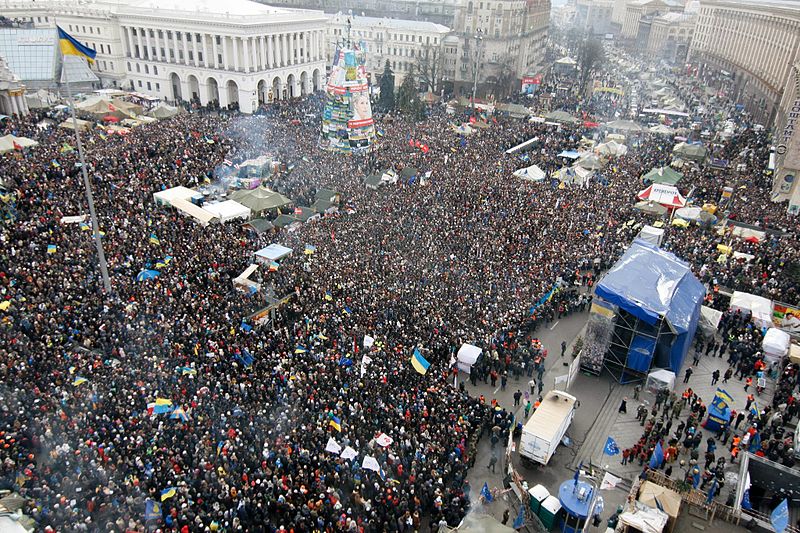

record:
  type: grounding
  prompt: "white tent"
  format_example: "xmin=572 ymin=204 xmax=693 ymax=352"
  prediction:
xmin=645 ymin=369 xmax=675 ymax=393
xmin=170 ymin=198 xmax=218 ymax=226
xmin=730 ymin=291 xmax=773 ymax=329
xmin=638 ymin=225 xmax=664 ymax=247
xmin=762 ymin=328 xmax=790 ymax=363
xmin=0 ymin=134 xmax=39 ymax=153
xmin=595 ymin=140 xmax=628 ymax=157
xmin=203 ymin=200 xmax=251 ymax=223
xmin=457 ymin=344 xmax=482 ymax=374
xmin=650 ymin=124 xmax=675 ymax=135
xmin=255 ymin=243 xmax=293 ymax=262
xmin=699 ymin=306 xmax=723 ymax=337
xmin=513 ymin=164 xmax=546 ymax=182
xmin=153 ymin=185 xmax=196 ymax=206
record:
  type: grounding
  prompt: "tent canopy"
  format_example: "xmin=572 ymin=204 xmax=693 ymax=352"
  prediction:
xmin=170 ymin=198 xmax=218 ymax=226
xmin=255 ymin=243 xmax=292 ymax=262
xmin=596 ymin=140 xmax=628 ymax=157
xmin=605 ymin=119 xmax=642 ymax=132
xmin=638 ymin=481 xmax=681 ymax=518
xmin=762 ymin=328 xmax=790 ymax=358
xmin=273 ymin=214 xmax=301 ymax=228
xmin=575 ymin=153 xmax=603 ymax=170
xmin=673 ymin=141 xmax=707 ymax=161
xmin=153 ymin=185 xmax=195 ymax=205
xmin=59 ymin=118 xmax=92 ymax=131
xmin=149 ymin=103 xmax=182 ymax=119
xmin=0 ymin=134 xmax=38 ymax=153
xmin=513 ymin=164 xmax=546 ymax=181
xmin=650 ymin=124 xmax=675 ymax=135
xmin=457 ymin=343 xmax=482 ymax=374
xmin=642 ymin=166 xmax=683 ymax=186
xmin=730 ymin=291 xmax=773 ymax=329
xmin=229 ymin=187 xmax=291 ymax=212
xmin=634 ymin=201 xmax=668 ymax=216
xmin=244 ymin=218 xmax=275 ymax=234
xmin=637 ymin=183 xmax=686 ymax=209
xmin=545 ymin=110 xmax=579 ymax=123
xmin=203 ymin=200 xmax=251 ymax=222
xmin=595 ymin=239 xmax=705 ymax=372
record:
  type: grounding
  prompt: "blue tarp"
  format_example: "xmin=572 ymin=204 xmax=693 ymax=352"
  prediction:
xmin=595 ymin=239 xmax=705 ymax=373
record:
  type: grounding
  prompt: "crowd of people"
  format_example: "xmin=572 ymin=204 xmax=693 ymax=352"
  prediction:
xmin=0 ymin=41 xmax=798 ymax=532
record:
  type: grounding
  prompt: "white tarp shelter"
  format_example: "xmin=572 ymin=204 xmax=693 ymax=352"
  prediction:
xmin=645 ymin=369 xmax=675 ymax=393
xmin=170 ymin=198 xmax=218 ymax=226
xmin=255 ymin=243 xmax=293 ymax=262
xmin=513 ymin=164 xmax=546 ymax=181
xmin=730 ymin=291 xmax=773 ymax=329
xmin=203 ymin=200 xmax=251 ymax=222
xmin=762 ymin=328 xmax=790 ymax=362
xmin=619 ymin=503 xmax=669 ymax=533
xmin=457 ymin=343 xmax=482 ymax=374
xmin=699 ymin=306 xmax=723 ymax=337
xmin=0 ymin=134 xmax=39 ymax=153
xmin=638 ymin=225 xmax=665 ymax=247
xmin=596 ymin=140 xmax=628 ymax=157
xmin=153 ymin=186 xmax=195 ymax=206
xmin=233 ymin=264 xmax=261 ymax=293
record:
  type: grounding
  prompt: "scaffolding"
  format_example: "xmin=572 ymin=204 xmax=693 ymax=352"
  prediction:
xmin=603 ymin=308 xmax=673 ymax=384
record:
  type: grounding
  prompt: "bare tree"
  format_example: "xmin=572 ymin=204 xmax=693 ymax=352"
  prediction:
xmin=486 ymin=57 xmax=516 ymax=100
xmin=416 ymin=45 xmax=444 ymax=95
xmin=577 ymin=37 xmax=604 ymax=100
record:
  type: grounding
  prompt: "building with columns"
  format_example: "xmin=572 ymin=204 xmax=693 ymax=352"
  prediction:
xmin=0 ymin=55 xmax=29 ymax=117
xmin=689 ymin=0 xmax=800 ymax=127
xmin=0 ymin=0 xmax=328 ymax=113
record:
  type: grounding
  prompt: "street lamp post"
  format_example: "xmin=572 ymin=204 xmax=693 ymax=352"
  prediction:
xmin=471 ymin=29 xmax=483 ymax=117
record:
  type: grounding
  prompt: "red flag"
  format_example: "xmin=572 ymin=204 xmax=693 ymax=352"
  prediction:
xmin=191 ymin=131 xmax=201 ymax=139
xmin=294 ymin=207 xmax=303 ymax=215
xmin=421 ymin=145 xmax=429 ymax=154
xmin=12 ymin=141 xmax=23 ymax=151
xmin=408 ymin=139 xmax=415 ymax=147
xmin=108 ymin=103 xmax=117 ymax=112
xmin=331 ymin=230 xmax=336 ymax=242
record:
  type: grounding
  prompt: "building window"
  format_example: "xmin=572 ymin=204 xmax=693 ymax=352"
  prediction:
xmin=145 ymin=65 xmax=149 ymax=74
xmin=136 ymin=63 xmax=141 ymax=72
xmin=127 ymin=61 xmax=131 ymax=71
xmin=108 ymin=45 xmax=112 ymax=54
xmin=147 ymin=81 xmax=152 ymax=90
xmin=138 ymin=80 xmax=142 ymax=87
xmin=156 ymin=83 xmax=160 ymax=91
xmin=216 ymin=36 xmax=221 ymax=45
xmin=153 ymin=66 xmax=158 ymax=75
xmin=110 ymin=62 xmax=114 ymax=70
xmin=198 ymin=52 xmax=203 ymax=62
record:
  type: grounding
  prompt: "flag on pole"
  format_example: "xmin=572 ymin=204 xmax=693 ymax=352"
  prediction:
xmin=771 ymin=498 xmax=789 ymax=533
xmin=144 ymin=499 xmax=161 ymax=521
xmin=603 ymin=436 xmax=620 ymax=456
xmin=481 ymin=482 xmax=493 ymax=502
xmin=268 ymin=261 xmax=279 ymax=272
xmin=513 ymin=504 xmax=525 ymax=529
xmin=649 ymin=441 xmax=664 ymax=469
xmin=149 ymin=234 xmax=160 ymax=245
xmin=160 ymin=487 xmax=177 ymax=501
xmin=741 ymin=470 xmax=752 ymax=509
xmin=57 ymin=26 xmax=97 ymax=63
xmin=329 ymin=415 xmax=342 ymax=432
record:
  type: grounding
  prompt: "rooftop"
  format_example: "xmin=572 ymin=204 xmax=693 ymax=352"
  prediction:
xmin=329 ymin=13 xmax=450 ymax=33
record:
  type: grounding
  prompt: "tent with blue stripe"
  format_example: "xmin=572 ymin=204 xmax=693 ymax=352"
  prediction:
xmin=594 ymin=239 xmax=705 ymax=383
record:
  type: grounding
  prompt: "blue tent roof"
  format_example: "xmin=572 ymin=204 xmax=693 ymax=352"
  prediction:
xmin=596 ymin=239 xmax=705 ymax=334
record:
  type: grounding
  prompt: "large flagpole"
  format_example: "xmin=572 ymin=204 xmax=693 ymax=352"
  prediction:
xmin=59 ymin=25 xmax=112 ymax=294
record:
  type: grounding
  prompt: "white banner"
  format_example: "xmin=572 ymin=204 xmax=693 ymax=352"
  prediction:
xmin=362 ymin=455 xmax=381 ymax=473
xmin=325 ymin=437 xmax=342 ymax=454
xmin=375 ymin=433 xmax=393 ymax=447
xmin=363 ymin=335 xmax=375 ymax=348
xmin=340 ymin=446 xmax=358 ymax=460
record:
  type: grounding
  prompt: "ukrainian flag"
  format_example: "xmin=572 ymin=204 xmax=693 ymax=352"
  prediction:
xmin=57 ymin=26 xmax=97 ymax=63
xmin=410 ymin=348 xmax=430 ymax=375
xmin=160 ymin=487 xmax=177 ymax=501
xmin=72 ymin=377 xmax=88 ymax=386
xmin=180 ymin=367 xmax=196 ymax=376
xmin=329 ymin=416 xmax=342 ymax=432
xmin=294 ymin=345 xmax=308 ymax=354
xmin=170 ymin=407 xmax=189 ymax=422
xmin=268 ymin=261 xmax=279 ymax=272
xmin=149 ymin=234 xmax=160 ymax=245
xmin=153 ymin=398 xmax=172 ymax=414
xmin=324 ymin=291 xmax=333 ymax=301
xmin=304 ymin=244 xmax=317 ymax=255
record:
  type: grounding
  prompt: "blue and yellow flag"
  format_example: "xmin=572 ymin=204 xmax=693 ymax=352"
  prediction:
xmin=144 ymin=499 xmax=161 ymax=520
xmin=57 ymin=26 xmax=97 ymax=63
xmin=410 ymin=348 xmax=430 ymax=375
xmin=329 ymin=415 xmax=342 ymax=432
xmin=149 ymin=234 xmax=160 ymax=245
xmin=160 ymin=487 xmax=177 ymax=501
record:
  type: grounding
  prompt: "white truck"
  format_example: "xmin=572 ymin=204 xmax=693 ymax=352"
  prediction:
xmin=519 ymin=390 xmax=577 ymax=466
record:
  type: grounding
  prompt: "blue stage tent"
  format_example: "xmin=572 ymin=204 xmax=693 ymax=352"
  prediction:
xmin=594 ymin=239 xmax=705 ymax=381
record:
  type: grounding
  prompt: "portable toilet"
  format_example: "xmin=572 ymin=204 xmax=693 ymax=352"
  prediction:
xmin=539 ymin=495 xmax=563 ymax=529
xmin=529 ymin=484 xmax=550 ymax=515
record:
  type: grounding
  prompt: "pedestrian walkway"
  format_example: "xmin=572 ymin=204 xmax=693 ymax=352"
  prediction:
xmin=576 ymin=347 xmax=775 ymax=483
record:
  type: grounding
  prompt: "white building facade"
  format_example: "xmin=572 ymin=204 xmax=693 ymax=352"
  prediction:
xmin=1 ymin=0 xmax=328 ymax=113
xmin=325 ymin=14 xmax=451 ymax=89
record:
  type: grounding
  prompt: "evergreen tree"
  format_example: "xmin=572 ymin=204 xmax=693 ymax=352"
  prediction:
xmin=396 ymin=65 xmax=423 ymax=118
xmin=377 ymin=60 xmax=395 ymax=112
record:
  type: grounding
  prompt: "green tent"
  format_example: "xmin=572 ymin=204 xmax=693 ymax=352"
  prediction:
xmin=364 ymin=174 xmax=383 ymax=190
xmin=273 ymin=214 xmax=301 ymax=228
xmin=229 ymin=187 xmax=291 ymax=213
xmin=642 ymin=166 xmax=683 ymax=186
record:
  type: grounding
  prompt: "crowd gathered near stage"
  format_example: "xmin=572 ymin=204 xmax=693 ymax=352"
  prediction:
xmin=1 ymin=48 xmax=800 ymax=533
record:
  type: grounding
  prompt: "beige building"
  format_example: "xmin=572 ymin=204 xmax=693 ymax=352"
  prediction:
xmin=689 ymin=0 xmax=800 ymax=126
xmin=689 ymin=0 xmax=800 ymax=212
xmin=450 ymin=0 xmax=550 ymax=97
xmin=575 ymin=0 xmax=616 ymax=35
xmin=646 ymin=11 xmax=695 ymax=63
xmin=621 ymin=0 xmax=682 ymax=39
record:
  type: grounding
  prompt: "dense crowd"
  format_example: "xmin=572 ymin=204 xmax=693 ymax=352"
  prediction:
xmin=0 ymin=50 xmax=799 ymax=532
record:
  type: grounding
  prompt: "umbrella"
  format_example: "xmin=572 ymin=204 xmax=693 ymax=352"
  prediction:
xmin=135 ymin=269 xmax=160 ymax=282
